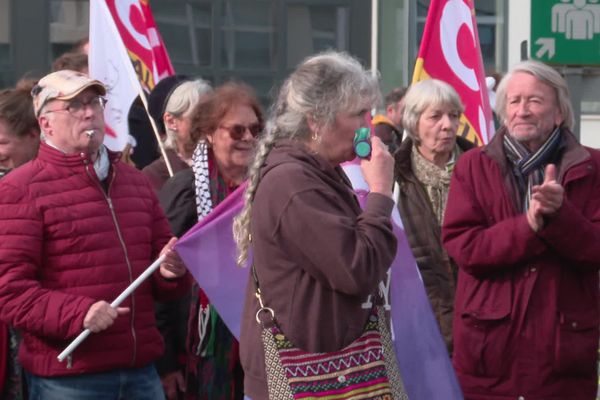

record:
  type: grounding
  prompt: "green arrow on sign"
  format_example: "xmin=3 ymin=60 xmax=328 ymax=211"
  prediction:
xmin=531 ymin=0 xmax=600 ymax=66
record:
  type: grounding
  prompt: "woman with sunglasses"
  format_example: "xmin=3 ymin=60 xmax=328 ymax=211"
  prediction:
xmin=157 ymin=82 xmax=264 ymax=400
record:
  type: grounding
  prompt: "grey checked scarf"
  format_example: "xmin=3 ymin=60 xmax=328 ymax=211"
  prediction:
xmin=503 ymin=127 xmax=564 ymax=212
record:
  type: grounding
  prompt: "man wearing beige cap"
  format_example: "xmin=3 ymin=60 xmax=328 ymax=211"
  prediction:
xmin=0 ymin=70 xmax=190 ymax=399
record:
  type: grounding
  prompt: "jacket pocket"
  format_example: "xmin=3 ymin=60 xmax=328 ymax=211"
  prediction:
xmin=554 ymin=311 xmax=599 ymax=377
xmin=454 ymin=308 xmax=511 ymax=377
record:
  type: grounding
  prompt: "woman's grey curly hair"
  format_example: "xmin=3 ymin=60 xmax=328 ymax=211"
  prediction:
xmin=233 ymin=50 xmax=380 ymax=266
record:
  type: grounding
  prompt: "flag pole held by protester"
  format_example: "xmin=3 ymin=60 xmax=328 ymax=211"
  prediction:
xmin=57 ymin=254 xmax=167 ymax=363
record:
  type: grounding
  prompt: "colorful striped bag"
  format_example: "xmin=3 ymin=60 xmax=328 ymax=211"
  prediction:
xmin=253 ymin=267 xmax=407 ymax=399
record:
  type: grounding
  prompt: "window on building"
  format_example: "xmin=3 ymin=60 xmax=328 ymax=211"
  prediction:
xmin=286 ymin=4 xmax=349 ymax=69
xmin=221 ymin=0 xmax=277 ymax=70
xmin=582 ymin=74 xmax=600 ymax=115
xmin=49 ymin=0 xmax=89 ymax=58
xmin=0 ymin=0 xmax=368 ymax=104
xmin=152 ymin=2 xmax=212 ymax=68
xmin=153 ymin=0 xmax=360 ymax=107
xmin=0 ymin=0 xmax=11 ymax=87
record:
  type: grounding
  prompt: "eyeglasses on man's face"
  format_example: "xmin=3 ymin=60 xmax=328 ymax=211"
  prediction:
xmin=219 ymin=122 xmax=262 ymax=140
xmin=45 ymin=96 xmax=107 ymax=118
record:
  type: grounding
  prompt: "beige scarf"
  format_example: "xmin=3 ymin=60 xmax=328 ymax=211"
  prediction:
xmin=411 ymin=144 xmax=459 ymax=225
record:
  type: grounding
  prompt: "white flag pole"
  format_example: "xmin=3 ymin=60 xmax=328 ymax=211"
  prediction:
xmin=57 ymin=254 xmax=166 ymax=363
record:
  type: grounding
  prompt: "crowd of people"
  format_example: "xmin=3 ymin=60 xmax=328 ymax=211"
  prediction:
xmin=0 ymin=42 xmax=598 ymax=400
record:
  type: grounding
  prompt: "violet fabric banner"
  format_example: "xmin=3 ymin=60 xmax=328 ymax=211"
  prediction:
xmin=175 ymin=183 xmax=248 ymax=339
xmin=175 ymin=179 xmax=463 ymax=399
xmin=353 ymin=188 xmax=463 ymax=400
xmin=390 ymin=232 xmax=463 ymax=399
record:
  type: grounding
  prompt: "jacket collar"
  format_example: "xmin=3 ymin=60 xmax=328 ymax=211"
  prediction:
xmin=264 ymin=139 xmax=356 ymax=199
xmin=37 ymin=141 xmax=121 ymax=168
xmin=394 ymin=136 xmax=476 ymax=181
xmin=483 ymin=126 xmax=590 ymax=182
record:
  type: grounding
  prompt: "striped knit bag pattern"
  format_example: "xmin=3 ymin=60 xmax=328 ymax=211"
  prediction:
xmin=261 ymin=307 xmax=404 ymax=399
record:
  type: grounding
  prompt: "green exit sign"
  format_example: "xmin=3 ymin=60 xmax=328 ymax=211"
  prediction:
xmin=530 ymin=0 xmax=600 ymax=65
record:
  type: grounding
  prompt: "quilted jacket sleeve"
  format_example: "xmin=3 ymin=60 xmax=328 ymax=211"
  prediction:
xmin=0 ymin=181 xmax=96 ymax=340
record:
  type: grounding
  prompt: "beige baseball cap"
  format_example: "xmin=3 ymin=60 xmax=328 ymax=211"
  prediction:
xmin=31 ymin=70 xmax=106 ymax=117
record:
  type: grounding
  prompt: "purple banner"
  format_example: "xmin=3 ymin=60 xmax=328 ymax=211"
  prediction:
xmin=175 ymin=184 xmax=248 ymax=338
xmin=390 ymin=230 xmax=462 ymax=399
xmin=175 ymin=181 xmax=462 ymax=399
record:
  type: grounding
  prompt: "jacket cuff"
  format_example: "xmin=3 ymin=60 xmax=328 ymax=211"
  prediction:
xmin=537 ymin=198 xmax=582 ymax=248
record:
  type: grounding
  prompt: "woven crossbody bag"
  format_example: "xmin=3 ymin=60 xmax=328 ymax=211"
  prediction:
xmin=252 ymin=264 xmax=408 ymax=400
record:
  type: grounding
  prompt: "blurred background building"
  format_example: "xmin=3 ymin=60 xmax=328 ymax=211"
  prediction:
xmin=0 ymin=0 xmax=598 ymax=145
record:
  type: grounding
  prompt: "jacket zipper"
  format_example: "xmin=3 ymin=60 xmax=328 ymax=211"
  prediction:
xmin=84 ymin=163 xmax=138 ymax=368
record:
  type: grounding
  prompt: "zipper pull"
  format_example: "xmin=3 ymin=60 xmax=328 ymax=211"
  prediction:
xmin=67 ymin=355 xmax=73 ymax=369
xmin=107 ymin=197 xmax=113 ymax=210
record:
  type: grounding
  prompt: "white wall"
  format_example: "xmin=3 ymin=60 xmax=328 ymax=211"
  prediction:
xmin=581 ymin=116 xmax=600 ymax=149
xmin=507 ymin=0 xmax=530 ymax=68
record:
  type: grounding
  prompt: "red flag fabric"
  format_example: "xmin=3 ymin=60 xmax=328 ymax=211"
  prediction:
xmin=413 ymin=0 xmax=494 ymax=145
xmin=104 ymin=0 xmax=174 ymax=92
xmin=89 ymin=0 xmax=174 ymax=150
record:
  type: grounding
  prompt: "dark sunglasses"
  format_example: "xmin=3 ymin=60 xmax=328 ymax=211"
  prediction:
xmin=219 ymin=123 xmax=262 ymax=140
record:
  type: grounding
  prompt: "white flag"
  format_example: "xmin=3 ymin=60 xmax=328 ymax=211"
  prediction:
xmin=89 ymin=1 xmax=140 ymax=151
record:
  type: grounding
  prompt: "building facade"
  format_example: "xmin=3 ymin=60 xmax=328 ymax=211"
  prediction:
xmin=1 ymin=0 xmax=598 ymax=144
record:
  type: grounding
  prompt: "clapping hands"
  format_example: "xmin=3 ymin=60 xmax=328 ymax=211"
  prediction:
xmin=526 ymin=164 xmax=564 ymax=232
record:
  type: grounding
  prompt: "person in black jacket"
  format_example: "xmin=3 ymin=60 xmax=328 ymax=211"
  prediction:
xmin=156 ymin=82 xmax=264 ymax=400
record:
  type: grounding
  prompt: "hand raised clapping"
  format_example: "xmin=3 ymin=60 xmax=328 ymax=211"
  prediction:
xmin=526 ymin=164 xmax=564 ymax=232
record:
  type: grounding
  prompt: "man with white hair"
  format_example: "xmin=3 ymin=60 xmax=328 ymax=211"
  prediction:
xmin=443 ymin=60 xmax=600 ymax=399
xmin=0 ymin=70 xmax=190 ymax=399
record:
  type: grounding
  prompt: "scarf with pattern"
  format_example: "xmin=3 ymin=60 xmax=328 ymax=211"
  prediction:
xmin=503 ymin=127 xmax=564 ymax=212
xmin=190 ymin=140 xmax=238 ymax=358
xmin=411 ymin=144 xmax=460 ymax=226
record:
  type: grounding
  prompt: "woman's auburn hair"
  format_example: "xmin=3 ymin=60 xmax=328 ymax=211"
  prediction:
xmin=188 ymin=81 xmax=264 ymax=144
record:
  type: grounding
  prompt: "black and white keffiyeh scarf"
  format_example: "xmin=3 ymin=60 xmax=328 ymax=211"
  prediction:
xmin=190 ymin=139 xmax=213 ymax=355
xmin=503 ymin=127 xmax=564 ymax=212
xmin=189 ymin=139 xmax=240 ymax=356
xmin=191 ymin=140 xmax=213 ymax=219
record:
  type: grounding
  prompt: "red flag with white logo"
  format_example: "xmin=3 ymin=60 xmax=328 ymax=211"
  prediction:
xmin=89 ymin=0 xmax=174 ymax=151
xmin=413 ymin=0 xmax=494 ymax=145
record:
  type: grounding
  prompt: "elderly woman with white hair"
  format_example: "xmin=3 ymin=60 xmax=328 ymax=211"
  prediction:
xmin=157 ymin=82 xmax=265 ymax=400
xmin=393 ymin=78 xmax=474 ymax=355
xmin=142 ymin=78 xmax=212 ymax=190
